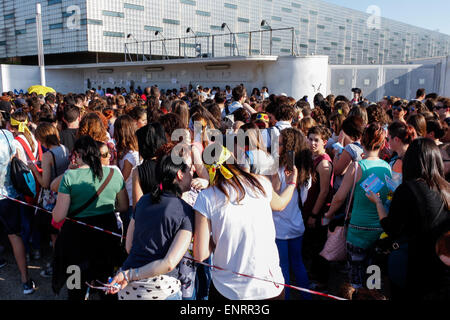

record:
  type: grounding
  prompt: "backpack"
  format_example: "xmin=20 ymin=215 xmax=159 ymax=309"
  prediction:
xmin=14 ymin=135 xmax=43 ymax=203
xmin=0 ymin=130 xmax=37 ymax=198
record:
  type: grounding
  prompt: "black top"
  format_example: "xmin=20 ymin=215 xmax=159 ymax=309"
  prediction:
xmin=137 ymin=159 xmax=158 ymax=195
xmin=122 ymin=193 xmax=194 ymax=280
xmin=381 ymin=179 xmax=450 ymax=298
xmin=59 ymin=128 xmax=78 ymax=153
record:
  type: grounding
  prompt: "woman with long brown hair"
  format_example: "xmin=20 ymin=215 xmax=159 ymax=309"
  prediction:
xmin=367 ymin=138 xmax=450 ymax=300
xmin=172 ymin=99 xmax=190 ymax=129
xmin=146 ymin=95 xmax=162 ymax=123
xmin=31 ymin=122 xmax=70 ymax=277
xmin=114 ymin=114 xmax=141 ymax=231
xmin=271 ymin=127 xmax=314 ymax=300
xmin=193 ymin=145 xmax=299 ymax=300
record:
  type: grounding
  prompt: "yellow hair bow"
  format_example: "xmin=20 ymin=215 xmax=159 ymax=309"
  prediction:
xmin=10 ymin=117 xmax=30 ymax=134
xmin=205 ymin=146 xmax=234 ymax=184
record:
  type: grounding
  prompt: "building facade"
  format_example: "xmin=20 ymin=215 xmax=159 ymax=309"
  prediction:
xmin=0 ymin=0 xmax=449 ymax=64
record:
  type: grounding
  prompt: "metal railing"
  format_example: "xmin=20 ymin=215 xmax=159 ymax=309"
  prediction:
xmin=124 ymin=27 xmax=298 ymax=62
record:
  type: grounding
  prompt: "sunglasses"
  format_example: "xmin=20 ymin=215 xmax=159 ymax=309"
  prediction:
xmin=435 ymin=105 xmax=445 ymax=110
xmin=409 ymin=107 xmax=415 ymax=112
xmin=392 ymin=107 xmax=404 ymax=112
xmin=101 ymin=151 xmax=110 ymax=158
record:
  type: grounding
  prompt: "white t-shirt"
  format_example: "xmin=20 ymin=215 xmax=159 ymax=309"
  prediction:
xmin=261 ymin=121 xmax=292 ymax=155
xmin=272 ymin=168 xmax=311 ymax=240
xmin=237 ymin=149 xmax=277 ymax=176
xmin=118 ymin=150 xmax=142 ymax=206
xmin=225 ymin=90 xmax=233 ymax=101
xmin=13 ymin=133 xmax=39 ymax=163
xmin=193 ymin=176 xmax=284 ymax=300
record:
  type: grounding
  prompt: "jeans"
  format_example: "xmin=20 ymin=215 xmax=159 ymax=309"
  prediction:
xmin=195 ymin=256 xmax=212 ymax=300
xmin=276 ymin=236 xmax=311 ymax=300
xmin=346 ymin=241 xmax=373 ymax=289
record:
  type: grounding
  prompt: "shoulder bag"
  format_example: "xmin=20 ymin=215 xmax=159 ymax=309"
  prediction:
xmin=319 ymin=161 xmax=359 ymax=262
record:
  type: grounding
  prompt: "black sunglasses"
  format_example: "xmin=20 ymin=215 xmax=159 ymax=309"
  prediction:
xmin=100 ymin=151 xmax=110 ymax=158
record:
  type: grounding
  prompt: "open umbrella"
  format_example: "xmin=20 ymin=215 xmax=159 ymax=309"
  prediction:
xmin=27 ymin=85 xmax=56 ymax=96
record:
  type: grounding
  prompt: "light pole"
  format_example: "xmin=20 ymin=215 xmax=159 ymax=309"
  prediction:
xmin=127 ymin=34 xmax=139 ymax=61
xmin=155 ymin=31 xmax=169 ymax=60
xmin=261 ymin=20 xmax=272 ymax=55
xmin=36 ymin=3 xmax=45 ymax=86
xmin=186 ymin=27 xmax=200 ymax=57
xmin=221 ymin=23 xmax=239 ymax=56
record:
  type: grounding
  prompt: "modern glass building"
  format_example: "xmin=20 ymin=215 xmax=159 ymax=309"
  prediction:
xmin=0 ymin=0 xmax=449 ymax=65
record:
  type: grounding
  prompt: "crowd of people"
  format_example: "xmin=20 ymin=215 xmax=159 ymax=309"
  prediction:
xmin=0 ymin=83 xmax=449 ymax=301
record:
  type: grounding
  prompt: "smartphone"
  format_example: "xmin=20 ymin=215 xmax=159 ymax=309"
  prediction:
xmin=286 ymin=150 xmax=295 ymax=172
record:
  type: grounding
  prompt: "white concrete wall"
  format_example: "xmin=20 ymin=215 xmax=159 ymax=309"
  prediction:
xmin=0 ymin=65 xmax=41 ymax=93
xmin=46 ymin=69 xmax=85 ymax=94
xmin=50 ymin=55 xmax=329 ymax=99
xmin=81 ymin=60 xmax=267 ymax=94
xmin=264 ymin=55 xmax=329 ymax=101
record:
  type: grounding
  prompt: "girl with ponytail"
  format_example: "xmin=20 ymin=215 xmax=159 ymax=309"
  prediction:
xmin=52 ymin=135 xmax=129 ymax=300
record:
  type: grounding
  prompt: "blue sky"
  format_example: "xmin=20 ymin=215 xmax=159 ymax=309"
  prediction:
xmin=324 ymin=0 xmax=450 ymax=35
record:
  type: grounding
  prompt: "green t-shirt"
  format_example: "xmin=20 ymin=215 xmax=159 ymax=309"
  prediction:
xmin=58 ymin=166 xmax=125 ymax=218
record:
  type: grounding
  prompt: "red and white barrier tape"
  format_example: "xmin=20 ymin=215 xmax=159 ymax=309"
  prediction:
xmin=1 ymin=194 xmax=347 ymax=301
xmin=1 ymin=194 xmax=123 ymax=238
xmin=182 ymin=256 xmax=347 ymax=300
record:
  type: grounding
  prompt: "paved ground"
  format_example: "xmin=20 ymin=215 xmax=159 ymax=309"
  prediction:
xmin=0 ymin=240 xmax=68 ymax=300
xmin=0 ymin=236 xmax=387 ymax=301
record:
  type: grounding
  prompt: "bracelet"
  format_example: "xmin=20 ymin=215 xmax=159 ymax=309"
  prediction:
xmin=287 ymin=182 xmax=297 ymax=187
xmin=121 ymin=270 xmax=130 ymax=283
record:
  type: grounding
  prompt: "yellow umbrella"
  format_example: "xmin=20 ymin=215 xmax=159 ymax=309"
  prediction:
xmin=27 ymin=85 xmax=56 ymax=96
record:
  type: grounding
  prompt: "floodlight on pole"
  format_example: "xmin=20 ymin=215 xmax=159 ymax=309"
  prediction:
xmin=154 ymin=31 xmax=169 ymax=59
xmin=127 ymin=34 xmax=140 ymax=61
xmin=260 ymin=20 xmax=273 ymax=55
xmin=186 ymin=27 xmax=201 ymax=57
xmin=221 ymin=23 xmax=239 ymax=56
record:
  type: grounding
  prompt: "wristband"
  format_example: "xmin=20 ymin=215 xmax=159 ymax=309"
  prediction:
xmin=287 ymin=182 xmax=297 ymax=187
xmin=121 ymin=270 xmax=130 ymax=283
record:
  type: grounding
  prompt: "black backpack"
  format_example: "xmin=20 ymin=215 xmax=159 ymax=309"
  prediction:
xmin=1 ymin=130 xmax=37 ymax=198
